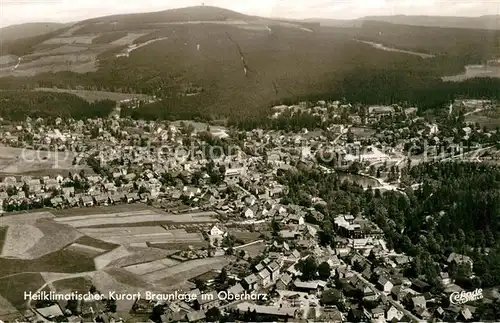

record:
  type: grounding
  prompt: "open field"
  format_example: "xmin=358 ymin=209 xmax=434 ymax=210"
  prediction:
xmin=35 ymin=87 xmax=152 ymax=102
xmin=0 ymin=211 xmax=55 ymax=225
xmin=94 ymin=246 xmax=131 ymax=270
xmin=0 ymin=273 xmax=46 ymax=310
xmin=108 ymin=247 xmax=179 ymax=268
xmin=94 ymin=269 xmax=158 ymax=314
xmin=51 ymin=276 xmax=93 ymax=294
xmin=80 ymin=226 xmax=205 ymax=245
xmin=124 ymin=257 xmax=180 ymax=276
xmin=0 ymin=293 xmax=20 ymax=322
xmin=143 ymin=256 xmax=231 ymax=285
xmin=55 ymin=209 xmax=218 ymax=228
xmin=25 ymin=220 xmax=83 ymax=259
xmin=0 ymin=215 xmax=83 ymax=260
xmin=0 ymin=145 xmax=77 ymax=174
xmin=1 ymin=224 xmax=44 ymax=259
xmin=0 ymin=248 xmax=96 ymax=278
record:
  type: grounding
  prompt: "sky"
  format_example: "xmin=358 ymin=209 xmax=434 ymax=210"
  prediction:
xmin=0 ymin=0 xmax=499 ymax=27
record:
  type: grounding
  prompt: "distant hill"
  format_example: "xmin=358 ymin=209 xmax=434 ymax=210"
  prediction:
xmin=306 ymin=15 xmax=500 ymax=30
xmin=0 ymin=22 xmax=69 ymax=42
xmin=363 ymin=15 xmax=500 ymax=30
xmin=0 ymin=6 xmax=499 ymax=121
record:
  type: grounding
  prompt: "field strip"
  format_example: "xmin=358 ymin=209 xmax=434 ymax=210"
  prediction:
xmin=55 ymin=210 xmax=154 ymax=222
xmin=142 ymin=257 xmax=230 ymax=282
xmin=67 ymin=243 xmax=107 ymax=254
xmin=56 ymin=214 xmax=216 ymax=228
xmin=80 ymin=226 xmax=168 ymax=235
xmin=123 ymin=257 xmax=180 ymax=276
xmin=0 ymin=211 xmax=55 ymax=226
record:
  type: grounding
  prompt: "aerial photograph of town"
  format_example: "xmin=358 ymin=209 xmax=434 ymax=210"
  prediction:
xmin=0 ymin=0 xmax=500 ymax=322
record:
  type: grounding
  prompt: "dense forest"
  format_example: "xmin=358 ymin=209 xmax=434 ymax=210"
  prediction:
xmin=0 ymin=91 xmax=115 ymax=120
xmin=280 ymin=162 xmax=500 ymax=289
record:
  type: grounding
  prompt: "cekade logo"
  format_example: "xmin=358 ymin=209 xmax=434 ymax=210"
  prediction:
xmin=450 ymin=288 xmax=483 ymax=305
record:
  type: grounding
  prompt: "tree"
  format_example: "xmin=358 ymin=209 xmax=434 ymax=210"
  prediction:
xmin=296 ymin=257 xmax=318 ymax=281
xmin=320 ymin=289 xmax=343 ymax=306
xmin=206 ymin=307 xmax=221 ymax=322
xmin=194 ymin=279 xmax=207 ymax=292
xmin=318 ymin=262 xmax=331 ymax=280
xmin=217 ymin=268 xmax=228 ymax=285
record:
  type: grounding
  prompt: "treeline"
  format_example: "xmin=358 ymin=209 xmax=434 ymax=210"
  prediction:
xmin=0 ymin=91 xmax=115 ymax=120
xmin=345 ymin=20 xmax=500 ymax=59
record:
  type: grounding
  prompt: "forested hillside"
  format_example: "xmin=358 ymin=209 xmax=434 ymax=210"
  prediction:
xmin=0 ymin=91 xmax=115 ymax=120
xmin=0 ymin=8 xmax=499 ymax=122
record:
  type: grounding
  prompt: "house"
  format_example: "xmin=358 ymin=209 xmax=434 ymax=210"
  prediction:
xmin=279 ymin=230 xmax=301 ymax=240
xmin=411 ymin=295 xmax=426 ymax=310
xmin=258 ymin=268 xmax=272 ymax=287
xmin=386 ymin=305 xmax=404 ymax=321
xmin=440 ymin=272 xmax=452 ymax=286
xmin=125 ymin=193 xmax=139 ymax=203
xmin=227 ymin=283 xmax=244 ymax=297
xmin=194 ymin=291 xmax=219 ymax=311
xmin=447 ymin=252 xmax=473 ymax=271
xmin=50 ymin=197 xmax=64 ymax=208
xmin=235 ymin=302 xmax=297 ymax=320
xmin=267 ymin=261 xmax=281 ymax=282
xmin=411 ymin=279 xmax=430 ymax=293
xmin=186 ymin=311 xmax=205 ymax=323
xmin=94 ymin=194 xmax=108 ymax=206
xmin=459 ymin=307 xmax=473 ymax=321
xmin=62 ymin=187 xmax=74 ymax=197
xmin=80 ymin=196 xmax=93 ymax=207
xmin=209 ymin=225 xmax=225 ymax=237
xmin=371 ymin=306 xmax=385 ymax=320
xmin=242 ymin=274 xmax=259 ymax=291
xmin=293 ymin=280 xmax=326 ymax=294
xmin=377 ymin=276 xmax=394 ymax=294
xmin=243 ymin=207 xmax=255 ymax=218
xmin=276 ymin=273 xmax=293 ymax=290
